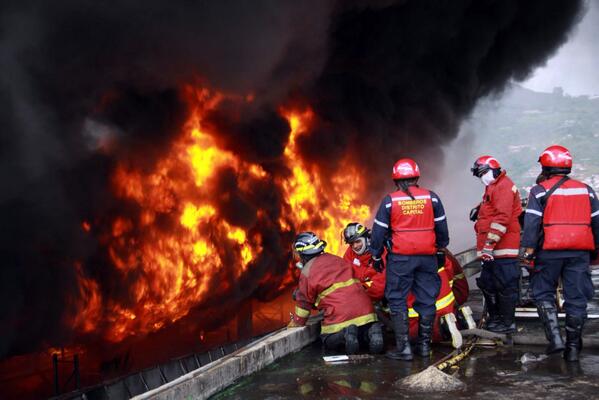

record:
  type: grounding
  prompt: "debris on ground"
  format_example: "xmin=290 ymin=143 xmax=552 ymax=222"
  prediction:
xmin=396 ymin=366 xmax=465 ymax=391
xmin=518 ymin=352 xmax=548 ymax=364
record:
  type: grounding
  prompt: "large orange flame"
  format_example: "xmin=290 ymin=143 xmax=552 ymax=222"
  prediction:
xmin=70 ymin=87 xmax=371 ymax=342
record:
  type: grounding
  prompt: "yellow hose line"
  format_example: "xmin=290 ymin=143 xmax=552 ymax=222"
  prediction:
xmin=435 ymin=340 xmax=476 ymax=371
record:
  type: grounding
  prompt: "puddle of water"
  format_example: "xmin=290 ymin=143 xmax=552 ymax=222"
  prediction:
xmin=212 ymin=341 xmax=599 ymax=399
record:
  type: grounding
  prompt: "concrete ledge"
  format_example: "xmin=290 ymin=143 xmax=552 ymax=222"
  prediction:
xmin=132 ymin=321 xmax=320 ymax=400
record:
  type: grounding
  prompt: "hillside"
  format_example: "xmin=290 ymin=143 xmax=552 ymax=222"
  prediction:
xmin=469 ymin=85 xmax=599 ymax=190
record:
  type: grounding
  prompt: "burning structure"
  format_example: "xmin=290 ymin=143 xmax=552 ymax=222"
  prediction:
xmin=0 ymin=0 xmax=585 ymax=397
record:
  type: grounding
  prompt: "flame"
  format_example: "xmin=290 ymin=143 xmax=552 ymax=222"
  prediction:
xmin=70 ymin=87 xmax=370 ymax=342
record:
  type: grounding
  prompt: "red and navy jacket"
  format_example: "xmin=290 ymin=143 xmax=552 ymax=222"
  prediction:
xmin=522 ymin=176 xmax=599 ymax=256
xmin=291 ymin=253 xmax=377 ymax=334
xmin=370 ymin=186 xmax=449 ymax=258
xmin=475 ymin=171 xmax=522 ymax=258
xmin=343 ymin=247 xmax=386 ymax=301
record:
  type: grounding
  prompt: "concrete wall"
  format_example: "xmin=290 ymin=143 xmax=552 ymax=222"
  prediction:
xmin=132 ymin=321 xmax=320 ymax=400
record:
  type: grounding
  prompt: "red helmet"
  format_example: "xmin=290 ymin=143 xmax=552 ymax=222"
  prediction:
xmin=471 ymin=155 xmax=501 ymax=177
xmin=538 ymin=145 xmax=572 ymax=168
xmin=392 ymin=158 xmax=420 ymax=180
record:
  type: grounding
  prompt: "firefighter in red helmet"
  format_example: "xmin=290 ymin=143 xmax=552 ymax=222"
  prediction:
xmin=470 ymin=155 xmax=522 ymax=334
xmin=370 ymin=158 xmax=449 ymax=360
xmin=288 ymin=232 xmax=384 ymax=354
xmin=521 ymin=145 xmax=599 ymax=361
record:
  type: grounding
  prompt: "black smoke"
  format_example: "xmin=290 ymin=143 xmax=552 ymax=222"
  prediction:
xmin=0 ymin=0 xmax=585 ymax=359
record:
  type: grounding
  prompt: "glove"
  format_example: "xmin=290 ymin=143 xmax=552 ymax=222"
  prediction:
xmin=469 ymin=205 xmax=480 ymax=222
xmin=371 ymin=257 xmax=383 ymax=273
xmin=481 ymin=241 xmax=495 ymax=262
xmin=287 ymin=319 xmax=303 ymax=329
xmin=518 ymin=247 xmax=535 ymax=270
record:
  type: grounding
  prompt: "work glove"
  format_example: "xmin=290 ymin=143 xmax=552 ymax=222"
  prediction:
xmin=287 ymin=319 xmax=303 ymax=329
xmin=481 ymin=241 xmax=495 ymax=262
xmin=371 ymin=256 xmax=383 ymax=273
xmin=469 ymin=205 xmax=480 ymax=222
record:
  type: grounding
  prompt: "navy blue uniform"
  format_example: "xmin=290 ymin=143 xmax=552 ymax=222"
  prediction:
xmin=522 ymin=182 xmax=599 ymax=317
xmin=370 ymin=191 xmax=449 ymax=317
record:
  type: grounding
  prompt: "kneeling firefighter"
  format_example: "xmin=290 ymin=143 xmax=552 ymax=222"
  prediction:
xmin=288 ymin=232 xmax=384 ymax=354
xmin=471 ymin=155 xmax=522 ymax=334
xmin=370 ymin=158 xmax=450 ymax=360
xmin=342 ymin=222 xmax=386 ymax=302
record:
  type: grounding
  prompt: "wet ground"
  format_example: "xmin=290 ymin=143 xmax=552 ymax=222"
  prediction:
xmin=212 ymin=264 xmax=599 ymax=399
xmin=211 ymin=340 xmax=599 ymax=400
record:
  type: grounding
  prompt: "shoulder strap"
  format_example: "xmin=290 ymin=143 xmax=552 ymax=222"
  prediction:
xmin=539 ymin=176 xmax=570 ymax=208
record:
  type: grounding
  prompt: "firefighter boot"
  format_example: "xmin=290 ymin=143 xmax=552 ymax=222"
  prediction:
xmin=536 ymin=301 xmax=565 ymax=355
xmin=480 ymin=288 xmax=501 ymax=331
xmin=493 ymin=291 xmax=517 ymax=334
xmin=367 ymin=322 xmax=384 ymax=354
xmin=344 ymin=325 xmax=360 ymax=355
xmin=441 ymin=313 xmax=463 ymax=349
xmin=564 ymin=315 xmax=585 ymax=362
xmin=416 ymin=314 xmax=435 ymax=357
xmin=386 ymin=312 xmax=413 ymax=361
xmin=457 ymin=306 xmax=477 ymax=330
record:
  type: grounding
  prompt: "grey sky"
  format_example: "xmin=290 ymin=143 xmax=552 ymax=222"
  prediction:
xmin=523 ymin=0 xmax=599 ymax=96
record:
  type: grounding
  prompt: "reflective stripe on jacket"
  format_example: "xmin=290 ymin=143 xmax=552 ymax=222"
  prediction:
xmin=292 ymin=253 xmax=377 ymax=334
xmin=407 ymin=264 xmax=454 ymax=318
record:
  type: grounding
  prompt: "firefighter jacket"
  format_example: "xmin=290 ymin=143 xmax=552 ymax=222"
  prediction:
xmin=370 ymin=186 xmax=449 ymax=258
xmin=343 ymin=247 xmax=386 ymax=301
xmin=291 ymin=253 xmax=377 ymax=334
xmin=475 ymin=171 xmax=522 ymax=258
xmin=522 ymin=176 xmax=599 ymax=252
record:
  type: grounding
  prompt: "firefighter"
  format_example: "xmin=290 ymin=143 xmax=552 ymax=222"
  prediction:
xmin=342 ymin=222 xmax=386 ymax=302
xmin=288 ymin=231 xmax=384 ymax=354
xmin=370 ymin=158 xmax=449 ymax=360
xmin=471 ymin=155 xmax=522 ymax=334
xmin=521 ymin=145 xmax=599 ymax=361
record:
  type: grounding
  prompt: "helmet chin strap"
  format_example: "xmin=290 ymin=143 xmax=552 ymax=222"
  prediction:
xmin=354 ymin=237 xmax=368 ymax=255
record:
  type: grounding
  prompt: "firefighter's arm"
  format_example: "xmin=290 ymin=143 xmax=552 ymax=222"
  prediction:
xmin=485 ymin=182 xmax=517 ymax=251
xmin=520 ymin=186 xmax=544 ymax=253
xmin=430 ymin=191 xmax=449 ymax=248
xmin=370 ymin=196 xmax=392 ymax=259
xmin=289 ymin=275 xmax=313 ymax=328
xmin=366 ymin=270 xmax=386 ymax=301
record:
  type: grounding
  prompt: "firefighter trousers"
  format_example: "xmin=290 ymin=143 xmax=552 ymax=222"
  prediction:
xmin=531 ymin=252 xmax=594 ymax=318
xmin=385 ymin=254 xmax=440 ymax=318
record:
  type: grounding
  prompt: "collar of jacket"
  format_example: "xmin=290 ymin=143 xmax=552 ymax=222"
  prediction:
xmin=486 ymin=170 xmax=506 ymax=189
xmin=301 ymin=254 xmax=321 ymax=276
